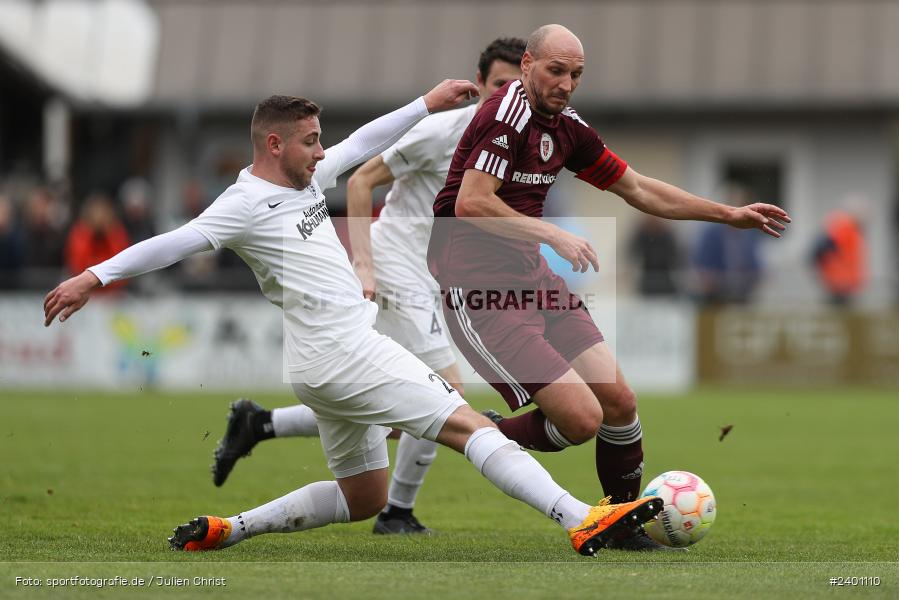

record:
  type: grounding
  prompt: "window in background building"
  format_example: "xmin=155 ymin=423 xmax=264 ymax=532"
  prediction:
xmin=721 ymin=159 xmax=784 ymax=208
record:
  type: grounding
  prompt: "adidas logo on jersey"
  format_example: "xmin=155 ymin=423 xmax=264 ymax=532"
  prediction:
xmin=492 ymin=134 xmax=509 ymax=150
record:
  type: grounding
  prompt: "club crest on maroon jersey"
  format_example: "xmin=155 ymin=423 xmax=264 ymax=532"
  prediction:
xmin=540 ymin=133 xmax=554 ymax=162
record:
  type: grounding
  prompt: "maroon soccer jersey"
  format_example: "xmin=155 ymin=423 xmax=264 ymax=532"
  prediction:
xmin=429 ymin=80 xmax=628 ymax=286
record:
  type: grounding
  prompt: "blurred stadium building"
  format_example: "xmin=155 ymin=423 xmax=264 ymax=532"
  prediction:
xmin=1 ymin=0 xmax=897 ymax=390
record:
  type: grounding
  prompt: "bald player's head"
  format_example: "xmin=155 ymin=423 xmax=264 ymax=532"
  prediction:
xmin=521 ymin=24 xmax=585 ymax=116
xmin=525 ymin=24 xmax=583 ymax=61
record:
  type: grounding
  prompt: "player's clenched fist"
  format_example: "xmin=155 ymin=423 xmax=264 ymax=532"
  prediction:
xmin=43 ymin=270 xmax=101 ymax=326
xmin=423 ymin=79 xmax=479 ymax=113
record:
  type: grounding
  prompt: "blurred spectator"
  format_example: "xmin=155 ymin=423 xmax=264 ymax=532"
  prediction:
xmin=22 ymin=186 xmax=67 ymax=270
xmin=628 ymin=215 xmax=681 ymax=297
xmin=0 ymin=194 xmax=25 ymax=288
xmin=64 ymin=193 xmax=130 ymax=291
xmin=691 ymin=183 xmax=763 ymax=305
xmin=812 ymin=201 xmax=867 ymax=306
xmin=119 ymin=177 xmax=156 ymax=243
xmin=181 ymin=179 xmax=207 ymax=220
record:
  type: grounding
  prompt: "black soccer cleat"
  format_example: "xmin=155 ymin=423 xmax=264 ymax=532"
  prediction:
xmin=372 ymin=511 xmax=434 ymax=535
xmin=481 ymin=409 xmax=505 ymax=425
xmin=211 ymin=399 xmax=266 ymax=487
xmin=606 ymin=526 xmax=690 ymax=552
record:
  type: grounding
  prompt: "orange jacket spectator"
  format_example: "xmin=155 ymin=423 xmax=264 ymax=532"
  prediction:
xmin=813 ymin=211 xmax=866 ymax=305
xmin=65 ymin=194 xmax=130 ymax=292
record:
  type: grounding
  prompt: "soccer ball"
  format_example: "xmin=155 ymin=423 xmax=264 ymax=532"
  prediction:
xmin=640 ymin=470 xmax=716 ymax=547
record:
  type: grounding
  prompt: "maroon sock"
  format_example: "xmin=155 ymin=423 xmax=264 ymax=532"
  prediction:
xmin=497 ymin=409 xmax=569 ymax=452
xmin=595 ymin=437 xmax=644 ymax=502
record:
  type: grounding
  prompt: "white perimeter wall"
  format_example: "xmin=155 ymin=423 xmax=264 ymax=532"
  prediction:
xmin=0 ymin=295 xmax=695 ymax=394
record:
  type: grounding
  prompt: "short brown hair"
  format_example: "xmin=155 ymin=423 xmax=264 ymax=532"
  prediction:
xmin=478 ymin=37 xmax=526 ymax=82
xmin=251 ymin=95 xmax=321 ymax=148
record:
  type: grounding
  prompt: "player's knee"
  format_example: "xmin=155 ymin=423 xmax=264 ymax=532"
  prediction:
xmin=338 ymin=468 xmax=388 ymax=521
xmin=602 ymin=386 xmax=637 ymax=423
xmin=346 ymin=489 xmax=387 ymax=521
xmin=435 ymin=405 xmax=497 ymax=453
xmin=558 ymin=405 xmax=603 ymax=444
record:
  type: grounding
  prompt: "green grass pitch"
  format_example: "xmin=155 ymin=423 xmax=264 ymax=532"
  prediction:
xmin=1 ymin=387 xmax=897 ymax=598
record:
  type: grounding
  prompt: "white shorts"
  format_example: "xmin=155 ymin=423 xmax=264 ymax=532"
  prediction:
xmin=374 ymin=294 xmax=455 ymax=371
xmin=289 ymin=329 xmax=466 ymax=479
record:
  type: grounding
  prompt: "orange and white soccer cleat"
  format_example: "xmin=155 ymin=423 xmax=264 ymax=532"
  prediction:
xmin=568 ymin=496 xmax=664 ymax=556
xmin=168 ymin=516 xmax=232 ymax=551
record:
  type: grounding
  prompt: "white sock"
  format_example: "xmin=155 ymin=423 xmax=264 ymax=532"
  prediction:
xmin=386 ymin=433 xmax=437 ymax=510
xmin=224 ymin=480 xmax=349 ymax=546
xmin=550 ymin=493 xmax=593 ymax=529
xmin=271 ymin=404 xmax=319 ymax=437
xmin=464 ymin=427 xmax=590 ymax=529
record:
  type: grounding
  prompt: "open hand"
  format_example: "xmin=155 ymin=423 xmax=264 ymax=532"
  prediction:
xmin=728 ymin=203 xmax=792 ymax=238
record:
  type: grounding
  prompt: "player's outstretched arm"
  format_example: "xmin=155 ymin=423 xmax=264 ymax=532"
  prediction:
xmin=42 ymin=225 xmax=213 ymax=327
xmin=316 ymin=80 xmax=478 ymax=189
xmin=607 ymin=167 xmax=792 ymax=238
xmin=346 ymin=156 xmax=396 ymax=299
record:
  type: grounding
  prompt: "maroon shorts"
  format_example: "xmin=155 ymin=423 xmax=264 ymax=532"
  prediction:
xmin=441 ymin=271 xmax=603 ymax=411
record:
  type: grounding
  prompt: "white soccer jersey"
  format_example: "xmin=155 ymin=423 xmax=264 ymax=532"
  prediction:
xmin=188 ymin=166 xmax=375 ymax=371
xmin=373 ymin=103 xmax=477 ymax=297
xmin=87 ymin=97 xmax=431 ymax=372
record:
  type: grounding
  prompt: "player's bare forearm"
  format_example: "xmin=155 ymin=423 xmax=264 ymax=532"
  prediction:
xmin=456 ymin=169 xmax=598 ymax=272
xmin=457 ymin=195 xmax=557 ymax=243
xmin=43 ymin=270 xmax=101 ymax=326
xmin=347 ymin=157 xmax=394 ymax=298
xmin=455 ymin=169 xmax=557 ymax=243
xmin=609 ymin=169 xmax=731 ymax=222
xmin=608 ymin=168 xmax=792 ymax=238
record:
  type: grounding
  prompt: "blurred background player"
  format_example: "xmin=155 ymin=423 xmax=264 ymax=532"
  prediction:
xmin=44 ymin=80 xmax=665 ymax=557
xmin=429 ymin=24 xmax=791 ymax=550
xmin=210 ymin=37 xmax=526 ymax=535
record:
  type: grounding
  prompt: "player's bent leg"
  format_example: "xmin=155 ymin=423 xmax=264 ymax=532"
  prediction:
xmin=567 ymin=343 xmax=676 ymax=550
xmin=337 ymin=468 xmax=389 ymax=521
xmin=172 ymin=447 xmax=390 ymax=551
xmin=569 ymin=343 xmax=645 ymax=503
xmin=374 ymin=361 xmax=461 ymax=535
xmin=568 ymin=343 xmax=637 ymax=426
xmin=531 ymin=369 xmax=604 ymax=444
xmin=169 ymin=479 xmax=354 ymax=551
xmin=432 ymin=405 xmax=662 ymax=555
xmin=433 ymin=404 xmax=496 ymax=452
xmin=375 ymin=431 xmax=437 ymax=535
xmin=482 ymin=370 xmax=604 ymax=452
